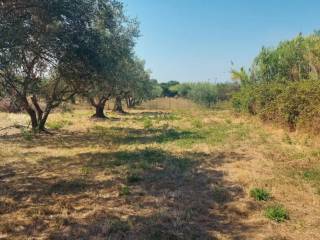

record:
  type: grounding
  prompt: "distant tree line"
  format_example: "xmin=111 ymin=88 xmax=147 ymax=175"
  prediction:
xmin=168 ymin=82 xmax=239 ymax=107
xmin=0 ymin=0 xmax=161 ymax=131
xmin=232 ymin=32 xmax=320 ymax=132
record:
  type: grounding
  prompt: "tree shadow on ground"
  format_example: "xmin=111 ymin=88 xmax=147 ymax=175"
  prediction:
xmin=0 ymin=148 xmax=261 ymax=239
xmin=0 ymin=110 xmax=186 ymax=149
xmin=0 ymin=126 xmax=203 ymax=150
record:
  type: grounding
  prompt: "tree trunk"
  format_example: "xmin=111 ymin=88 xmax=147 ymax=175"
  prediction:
xmin=113 ymin=96 xmax=125 ymax=113
xmin=26 ymin=107 xmax=38 ymax=130
xmin=126 ymin=96 xmax=135 ymax=108
xmin=31 ymin=95 xmax=43 ymax=121
xmin=22 ymin=98 xmax=38 ymax=130
xmin=38 ymin=109 xmax=51 ymax=131
xmin=70 ymin=96 xmax=76 ymax=104
xmin=125 ymin=96 xmax=130 ymax=108
xmin=93 ymin=104 xmax=107 ymax=118
xmin=22 ymin=96 xmax=53 ymax=132
xmin=90 ymin=97 xmax=107 ymax=119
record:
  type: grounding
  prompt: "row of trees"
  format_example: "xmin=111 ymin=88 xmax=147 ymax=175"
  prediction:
xmin=232 ymin=32 xmax=320 ymax=132
xmin=171 ymin=82 xmax=239 ymax=107
xmin=0 ymin=0 xmax=161 ymax=131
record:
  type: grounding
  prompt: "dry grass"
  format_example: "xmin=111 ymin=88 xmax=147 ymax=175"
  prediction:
xmin=0 ymin=98 xmax=319 ymax=239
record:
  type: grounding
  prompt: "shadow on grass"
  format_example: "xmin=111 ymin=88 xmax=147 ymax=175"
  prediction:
xmin=1 ymin=147 xmax=260 ymax=239
xmin=0 ymin=110 xmax=189 ymax=149
xmin=0 ymin=126 xmax=204 ymax=150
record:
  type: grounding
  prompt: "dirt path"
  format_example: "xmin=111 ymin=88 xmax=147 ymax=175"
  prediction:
xmin=0 ymin=103 xmax=319 ymax=239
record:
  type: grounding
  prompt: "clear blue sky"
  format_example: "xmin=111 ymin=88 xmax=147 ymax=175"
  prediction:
xmin=122 ymin=0 xmax=320 ymax=83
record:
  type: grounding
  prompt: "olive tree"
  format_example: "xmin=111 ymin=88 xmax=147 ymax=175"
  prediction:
xmin=120 ymin=58 xmax=154 ymax=109
xmin=0 ymin=0 xmax=111 ymax=131
xmin=86 ymin=2 xmax=139 ymax=118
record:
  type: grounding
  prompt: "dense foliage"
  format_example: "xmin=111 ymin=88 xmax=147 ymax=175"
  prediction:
xmin=172 ymin=82 xmax=239 ymax=107
xmin=232 ymin=33 xmax=320 ymax=133
xmin=0 ymin=0 xmax=160 ymax=129
xmin=160 ymin=81 xmax=180 ymax=97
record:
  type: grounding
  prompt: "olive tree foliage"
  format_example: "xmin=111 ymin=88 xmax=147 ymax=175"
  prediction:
xmin=110 ymin=57 xmax=161 ymax=113
xmin=86 ymin=1 xmax=139 ymax=118
xmin=0 ymin=0 xmax=112 ymax=131
xmin=123 ymin=59 xmax=161 ymax=109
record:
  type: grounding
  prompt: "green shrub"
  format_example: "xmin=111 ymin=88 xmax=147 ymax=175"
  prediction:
xmin=233 ymin=80 xmax=320 ymax=133
xmin=250 ymin=188 xmax=271 ymax=201
xmin=231 ymin=33 xmax=320 ymax=134
xmin=232 ymin=85 xmax=257 ymax=114
xmin=265 ymin=204 xmax=289 ymax=222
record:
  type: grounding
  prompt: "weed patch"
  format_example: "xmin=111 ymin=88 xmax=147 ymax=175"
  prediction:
xmin=250 ymin=188 xmax=271 ymax=201
xmin=265 ymin=204 xmax=289 ymax=222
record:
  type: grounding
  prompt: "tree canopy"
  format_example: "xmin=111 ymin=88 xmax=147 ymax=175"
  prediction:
xmin=0 ymin=0 xmax=160 ymax=129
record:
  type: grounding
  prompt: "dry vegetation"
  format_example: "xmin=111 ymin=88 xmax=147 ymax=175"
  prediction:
xmin=0 ymin=98 xmax=320 ymax=240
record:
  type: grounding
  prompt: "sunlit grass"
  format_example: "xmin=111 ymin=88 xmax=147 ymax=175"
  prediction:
xmin=0 ymin=99 xmax=320 ymax=239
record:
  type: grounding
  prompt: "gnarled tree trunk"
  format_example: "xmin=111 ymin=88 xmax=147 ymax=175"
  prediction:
xmin=125 ymin=96 xmax=135 ymax=108
xmin=90 ymin=97 xmax=108 ymax=119
xmin=113 ymin=96 xmax=125 ymax=113
xmin=22 ymin=96 xmax=53 ymax=132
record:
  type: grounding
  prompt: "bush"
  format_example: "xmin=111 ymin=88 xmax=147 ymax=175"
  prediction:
xmin=265 ymin=204 xmax=289 ymax=222
xmin=280 ymin=80 xmax=320 ymax=132
xmin=231 ymin=33 xmax=320 ymax=134
xmin=233 ymin=80 xmax=320 ymax=133
xmin=232 ymin=85 xmax=257 ymax=114
xmin=250 ymin=188 xmax=271 ymax=201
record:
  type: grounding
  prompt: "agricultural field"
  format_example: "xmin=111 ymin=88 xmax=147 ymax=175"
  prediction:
xmin=1 ymin=98 xmax=319 ymax=240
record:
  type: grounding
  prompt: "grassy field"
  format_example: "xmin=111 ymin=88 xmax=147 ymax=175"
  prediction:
xmin=0 ymin=98 xmax=320 ymax=240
